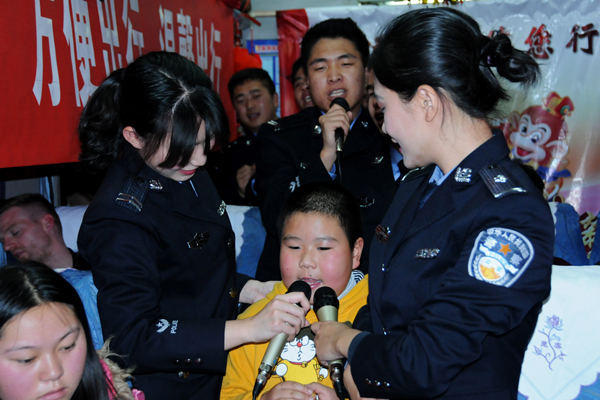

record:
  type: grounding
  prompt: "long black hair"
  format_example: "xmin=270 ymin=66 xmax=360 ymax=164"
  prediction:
xmin=0 ymin=262 xmax=109 ymax=400
xmin=78 ymin=51 xmax=229 ymax=171
xmin=371 ymin=8 xmax=540 ymax=120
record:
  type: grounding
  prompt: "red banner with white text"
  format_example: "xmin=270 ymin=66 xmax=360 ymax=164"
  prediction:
xmin=0 ymin=0 xmax=235 ymax=169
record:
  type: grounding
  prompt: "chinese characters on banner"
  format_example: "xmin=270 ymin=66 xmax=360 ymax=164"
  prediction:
xmin=0 ymin=0 xmax=234 ymax=168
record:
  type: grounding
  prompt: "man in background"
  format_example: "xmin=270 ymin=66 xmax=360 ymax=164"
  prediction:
xmin=206 ymin=68 xmax=279 ymax=205
xmin=0 ymin=193 xmax=103 ymax=349
xmin=291 ymin=57 xmax=314 ymax=110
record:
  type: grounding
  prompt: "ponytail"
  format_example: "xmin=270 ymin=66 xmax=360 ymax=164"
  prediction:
xmin=78 ymin=68 xmax=126 ymax=171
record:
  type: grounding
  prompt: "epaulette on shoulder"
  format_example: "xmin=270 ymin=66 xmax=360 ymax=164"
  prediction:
xmin=479 ymin=164 xmax=527 ymax=199
xmin=115 ymin=176 xmax=149 ymax=213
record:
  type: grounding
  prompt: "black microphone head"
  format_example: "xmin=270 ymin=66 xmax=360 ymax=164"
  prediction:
xmin=287 ymin=280 xmax=311 ymax=302
xmin=313 ymin=286 xmax=339 ymax=313
xmin=329 ymin=97 xmax=350 ymax=112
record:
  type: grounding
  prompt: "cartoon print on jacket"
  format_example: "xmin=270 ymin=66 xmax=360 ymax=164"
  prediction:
xmin=273 ymin=327 xmax=328 ymax=383
xmin=502 ymin=92 xmax=574 ymax=201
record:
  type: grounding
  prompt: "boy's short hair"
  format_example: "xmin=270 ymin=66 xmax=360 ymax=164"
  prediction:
xmin=0 ymin=193 xmax=62 ymax=234
xmin=300 ymin=18 xmax=370 ymax=74
xmin=227 ymin=68 xmax=276 ymax=99
xmin=277 ymin=182 xmax=362 ymax=249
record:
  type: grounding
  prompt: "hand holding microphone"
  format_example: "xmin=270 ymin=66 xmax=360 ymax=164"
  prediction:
xmin=329 ymin=98 xmax=351 ymax=152
xmin=252 ymin=280 xmax=312 ymax=400
xmin=314 ymin=286 xmax=346 ymax=400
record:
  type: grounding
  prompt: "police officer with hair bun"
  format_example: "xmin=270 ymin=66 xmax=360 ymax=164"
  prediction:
xmin=312 ymin=8 xmax=553 ymax=399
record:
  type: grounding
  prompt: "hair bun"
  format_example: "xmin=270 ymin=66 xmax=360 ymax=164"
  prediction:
xmin=480 ymin=32 xmax=539 ymax=85
xmin=480 ymin=32 xmax=513 ymax=68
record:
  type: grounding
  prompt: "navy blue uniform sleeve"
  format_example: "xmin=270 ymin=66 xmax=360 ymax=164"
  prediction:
xmin=80 ymin=213 xmax=230 ymax=375
xmin=349 ymin=200 xmax=553 ymax=398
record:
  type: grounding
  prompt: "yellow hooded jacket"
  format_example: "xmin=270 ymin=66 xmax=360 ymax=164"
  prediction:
xmin=220 ymin=277 xmax=368 ymax=400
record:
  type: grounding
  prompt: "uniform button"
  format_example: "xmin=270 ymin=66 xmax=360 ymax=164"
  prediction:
xmin=381 ymin=264 xmax=388 ymax=272
xmin=178 ymin=371 xmax=189 ymax=379
xmin=195 ymin=358 xmax=202 ymax=365
xmin=365 ymin=378 xmax=372 ymax=386
xmin=383 ymin=328 xmax=388 ymax=335
xmin=173 ymin=359 xmax=181 ymax=365
xmin=375 ymin=380 xmax=381 ymax=387
xmin=229 ymin=287 xmax=238 ymax=298
xmin=227 ymin=239 xmax=235 ymax=249
xmin=184 ymin=359 xmax=192 ymax=365
xmin=384 ymin=382 xmax=391 ymax=389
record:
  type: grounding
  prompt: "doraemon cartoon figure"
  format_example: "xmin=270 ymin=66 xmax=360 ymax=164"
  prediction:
xmin=273 ymin=327 xmax=328 ymax=384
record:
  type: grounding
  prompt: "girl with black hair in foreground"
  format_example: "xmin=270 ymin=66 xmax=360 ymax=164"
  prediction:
xmin=0 ymin=262 xmax=142 ymax=400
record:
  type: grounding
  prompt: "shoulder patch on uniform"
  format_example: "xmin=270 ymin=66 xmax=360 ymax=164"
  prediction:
xmin=468 ymin=227 xmax=534 ymax=287
xmin=479 ymin=165 xmax=527 ymax=198
xmin=115 ymin=176 xmax=149 ymax=213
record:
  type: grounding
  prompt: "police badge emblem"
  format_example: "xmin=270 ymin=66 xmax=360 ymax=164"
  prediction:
xmin=468 ymin=227 xmax=534 ymax=287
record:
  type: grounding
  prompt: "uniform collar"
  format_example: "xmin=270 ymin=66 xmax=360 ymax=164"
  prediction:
xmin=445 ymin=130 xmax=509 ymax=187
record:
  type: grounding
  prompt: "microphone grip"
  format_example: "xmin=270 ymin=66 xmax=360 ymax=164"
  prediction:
xmin=335 ymin=128 xmax=344 ymax=152
xmin=261 ymin=332 xmax=287 ymax=369
xmin=314 ymin=288 xmax=345 ymax=400
xmin=253 ymin=334 xmax=287 ymax=400
xmin=329 ymin=98 xmax=349 ymax=153
xmin=252 ymin=280 xmax=311 ymax=400
xmin=330 ymin=361 xmax=345 ymax=400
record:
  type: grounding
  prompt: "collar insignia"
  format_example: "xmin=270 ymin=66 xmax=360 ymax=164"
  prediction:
xmin=217 ymin=201 xmax=227 ymax=216
xmin=455 ymin=167 xmax=472 ymax=183
xmin=267 ymin=120 xmax=280 ymax=131
xmin=149 ymin=180 xmax=163 ymax=190
xmin=188 ymin=231 xmax=210 ymax=249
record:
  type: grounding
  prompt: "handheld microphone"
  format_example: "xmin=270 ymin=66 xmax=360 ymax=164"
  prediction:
xmin=329 ymin=98 xmax=350 ymax=152
xmin=313 ymin=286 xmax=345 ymax=400
xmin=252 ymin=280 xmax=311 ymax=400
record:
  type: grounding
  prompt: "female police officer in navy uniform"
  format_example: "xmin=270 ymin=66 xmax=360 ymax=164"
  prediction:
xmin=313 ymin=8 xmax=554 ymax=399
xmin=77 ymin=52 xmax=309 ymax=400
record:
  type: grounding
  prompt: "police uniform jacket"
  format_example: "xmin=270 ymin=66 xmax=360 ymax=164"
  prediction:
xmin=350 ymin=132 xmax=554 ymax=399
xmin=206 ymin=130 xmax=258 ymax=206
xmin=78 ymin=145 xmax=245 ymax=400
xmin=254 ymin=106 xmax=396 ymax=280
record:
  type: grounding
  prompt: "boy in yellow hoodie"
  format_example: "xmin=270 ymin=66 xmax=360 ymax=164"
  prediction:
xmin=220 ymin=182 xmax=368 ymax=400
